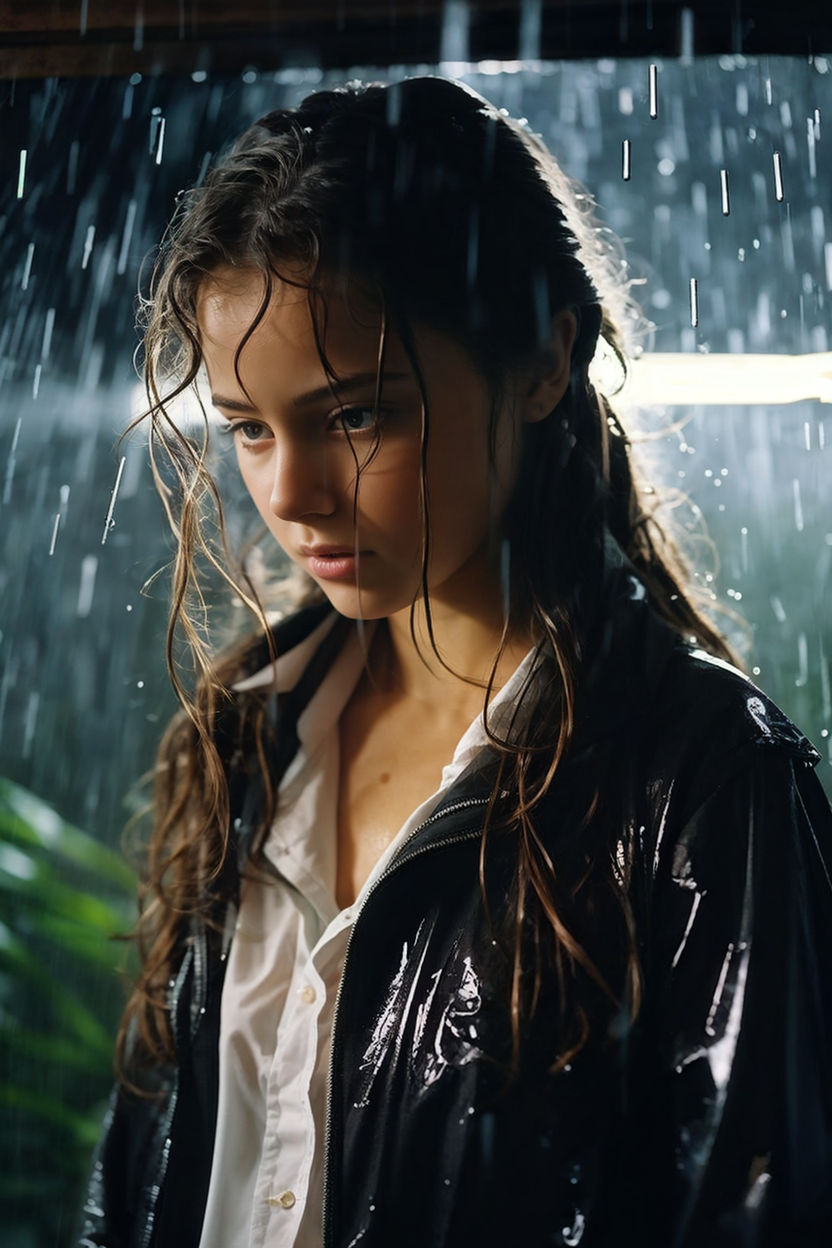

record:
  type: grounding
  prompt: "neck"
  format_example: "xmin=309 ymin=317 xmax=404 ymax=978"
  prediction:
xmin=369 ymin=555 xmax=533 ymax=715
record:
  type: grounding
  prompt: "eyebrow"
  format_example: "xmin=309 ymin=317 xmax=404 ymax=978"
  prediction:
xmin=211 ymin=370 xmax=411 ymax=414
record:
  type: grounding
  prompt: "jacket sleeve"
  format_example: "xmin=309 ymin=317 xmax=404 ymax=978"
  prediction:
xmin=646 ymin=745 xmax=832 ymax=1247
xmin=74 ymin=945 xmax=194 ymax=1248
xmin=75 ymin=925 xmax=224 ymax=1248
xmin=75 ymin=1068 xmax=176 ymax=1248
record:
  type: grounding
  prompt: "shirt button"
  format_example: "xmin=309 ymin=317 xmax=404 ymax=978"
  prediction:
xmin=267 ymin=1190 xmax=297 ymax=1209
xmin=299 ymin=984 xmax=316 ymax=1005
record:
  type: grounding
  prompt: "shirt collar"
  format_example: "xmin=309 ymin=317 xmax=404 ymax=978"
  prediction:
xmin=235 ymin=608 xmax=539 ymax=785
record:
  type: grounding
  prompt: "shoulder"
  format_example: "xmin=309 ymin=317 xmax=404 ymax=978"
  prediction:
xmin=580 ymin=569 xmax=820 ymax=813
xmin=582 ymin=586 xmax=823 ymax=827
xmin=593 ymin=561 xmax=819 ymax=773
xmin=635 ymin=641 xmax=828 ymax=873
xmin=652 ymin=643 xmax=819 ymax=764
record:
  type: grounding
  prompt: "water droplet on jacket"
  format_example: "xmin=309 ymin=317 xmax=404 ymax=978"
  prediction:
xmin=562 ymin=1209 xmax=586 ymax=1244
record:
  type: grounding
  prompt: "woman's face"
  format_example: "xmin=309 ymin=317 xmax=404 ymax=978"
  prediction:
xmin=197 ymin=267 xmax=546 ymax=622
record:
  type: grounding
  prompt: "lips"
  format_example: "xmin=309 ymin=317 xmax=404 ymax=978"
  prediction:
xmin=299 ymin=544 xmax=360 ymax=558
xmin=301 ymin=547 xmax=374 ymax=583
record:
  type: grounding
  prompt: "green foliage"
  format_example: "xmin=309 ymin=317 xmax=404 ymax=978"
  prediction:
xmin=0 ymin=779 xmax=135 ymax=1248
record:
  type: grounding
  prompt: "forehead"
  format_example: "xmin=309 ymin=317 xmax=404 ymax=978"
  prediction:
xmin=196 ymin=265 xmax=384 ymax=353
xmin=194 ymin=264 xmax=494 ymax=411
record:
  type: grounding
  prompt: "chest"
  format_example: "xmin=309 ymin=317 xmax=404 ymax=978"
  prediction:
xmin=334 ymin=694 xmax=473 ymax=910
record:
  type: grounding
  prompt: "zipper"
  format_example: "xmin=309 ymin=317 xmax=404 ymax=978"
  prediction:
xmin=321 ymin=796 xmax=488 ymax=1246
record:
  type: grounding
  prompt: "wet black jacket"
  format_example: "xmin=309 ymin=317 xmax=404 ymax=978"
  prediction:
xmin=79 ymin=571 xmax=832 ymax=1248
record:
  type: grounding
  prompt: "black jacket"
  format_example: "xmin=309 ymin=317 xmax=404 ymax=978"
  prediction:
xmin=79 ymin=571 xmax=832 ymax=1248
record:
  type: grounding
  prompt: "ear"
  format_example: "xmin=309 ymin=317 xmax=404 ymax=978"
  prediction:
xmin=520 ymin=309 xmax=579 ymax=424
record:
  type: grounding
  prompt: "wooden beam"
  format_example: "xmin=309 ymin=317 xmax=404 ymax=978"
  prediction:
xmin=0 ymin=1 xmax=449 ymax=34
xmin=0 ymin=1 xmax=828 ymax=79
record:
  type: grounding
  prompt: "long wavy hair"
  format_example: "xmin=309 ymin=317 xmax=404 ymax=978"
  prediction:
xmin=117 ymin=76 xmax=739 ymax=1085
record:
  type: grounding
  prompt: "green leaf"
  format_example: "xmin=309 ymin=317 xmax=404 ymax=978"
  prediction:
xmin=0 ymin=1024 xmax=119 ymax=1075
xmin=0 ymin=1081 xmax=102 ymax=1148
xmin=0 ymin=859 xmax=132 ymax=939
xmin=0 ymin=777 xmax=140 ymax=1245
xmin=0 ymin=779 xmax=136 ymax=894
xmin=0 ymin=924 xmax=115 ymax=1056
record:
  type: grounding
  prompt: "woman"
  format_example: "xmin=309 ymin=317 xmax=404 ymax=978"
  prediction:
xmin=80 ymin=76 xmax=832 ymax=1247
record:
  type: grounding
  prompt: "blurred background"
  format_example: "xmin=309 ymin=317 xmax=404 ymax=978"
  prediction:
xmin=1 ymin=2 xmax=830 ymax=1245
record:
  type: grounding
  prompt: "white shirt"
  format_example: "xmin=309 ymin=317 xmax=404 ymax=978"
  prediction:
xmin=198 ymin=615 xmax=536 ymax=1248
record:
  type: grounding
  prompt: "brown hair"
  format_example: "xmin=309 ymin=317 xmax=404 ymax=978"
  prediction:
xmin=117 ymin=76 xmax=739 ymax=1084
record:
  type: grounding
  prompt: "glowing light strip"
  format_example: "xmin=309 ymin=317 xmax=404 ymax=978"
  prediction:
xmin=617 ymin=352 xmax=832 ymax=407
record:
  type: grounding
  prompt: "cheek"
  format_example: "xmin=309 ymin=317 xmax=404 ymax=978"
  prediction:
xmin=356 ymin=442 xmax=421 ymax=522
xmin=425 ymin=424 xmax=499 ymax=536
xmin=234 ymin=453 xmax=282 ymax=534
xmin=430 ymin=471 xmax=493 ymax=555
xmin=235 ymin=452 xmax=265 ymax=504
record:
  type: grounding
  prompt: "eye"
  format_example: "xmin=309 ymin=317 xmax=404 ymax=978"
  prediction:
xmin=332 ymin=405 xmax=379 ymax=435
xmin=220 ymin=420 xmax=272 ymax=447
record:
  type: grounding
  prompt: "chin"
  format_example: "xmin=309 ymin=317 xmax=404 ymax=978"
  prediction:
xmin=313 ymin=581 xmax=412 ymax=622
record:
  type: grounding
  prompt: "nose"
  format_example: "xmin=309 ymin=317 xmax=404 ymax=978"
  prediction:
xmin=268 ymin=436 xmax=337 ymax=522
